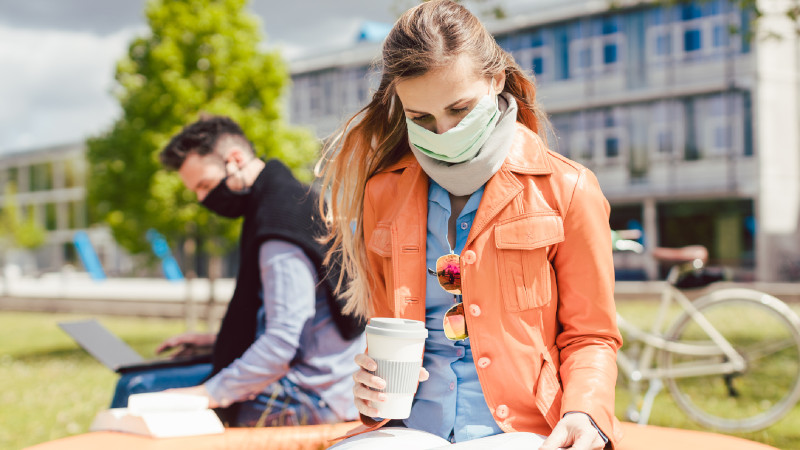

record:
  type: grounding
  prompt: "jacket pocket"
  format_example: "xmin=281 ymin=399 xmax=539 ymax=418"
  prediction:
xmin=494 ymin=212 xmax=564 ymax=312
xmin=535 ymin=345 xmax=564 ymax=429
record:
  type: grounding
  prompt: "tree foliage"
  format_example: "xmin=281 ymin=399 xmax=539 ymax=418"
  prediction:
xmin=87 ymin=0 xmax=318 ymax=258
xmin=0 ymin=183 xmax=46 ymax=251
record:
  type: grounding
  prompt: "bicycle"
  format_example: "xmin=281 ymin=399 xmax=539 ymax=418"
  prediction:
xmin=613 ymin=237 xmax=800 ymax=433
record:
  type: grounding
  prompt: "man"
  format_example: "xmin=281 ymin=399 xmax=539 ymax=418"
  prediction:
xmin=111 ymin=116 xmax=365 ymax=427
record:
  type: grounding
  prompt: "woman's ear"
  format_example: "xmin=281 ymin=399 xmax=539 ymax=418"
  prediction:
xmin=491 ymin=71 xmax=507 ymax=95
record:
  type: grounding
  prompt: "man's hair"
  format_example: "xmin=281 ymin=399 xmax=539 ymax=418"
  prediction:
xmin=160 ymin=115 xmax=254 ymax=170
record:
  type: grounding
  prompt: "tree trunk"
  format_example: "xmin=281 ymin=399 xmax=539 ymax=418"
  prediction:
xmin=183 ymin=236 xmax=198 ymax=331
xmin=205 ymin=253 xmax=222 ymax=331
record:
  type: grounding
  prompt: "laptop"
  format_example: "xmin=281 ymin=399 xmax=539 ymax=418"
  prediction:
xmin=58 ymin=319 xmax=212 ymax=374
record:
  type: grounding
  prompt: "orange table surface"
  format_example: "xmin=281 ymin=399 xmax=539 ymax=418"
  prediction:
xmin=24 ymin=421 xmax=779 ymax=450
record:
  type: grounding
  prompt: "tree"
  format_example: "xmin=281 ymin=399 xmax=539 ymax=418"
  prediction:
xmin=0 ymin=183 xmax=46 ymax=252
xmin=87 ymin=0 xmax=318 ymax=268
xmin=0 ymin=183 xmax=46 ymax=293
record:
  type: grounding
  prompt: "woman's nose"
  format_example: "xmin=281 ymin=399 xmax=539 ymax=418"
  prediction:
xmin=435 ymin=118 xmax=460 ymax=134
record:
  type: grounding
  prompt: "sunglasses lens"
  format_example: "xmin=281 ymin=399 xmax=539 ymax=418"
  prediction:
xmin=436 ymin=254 xmax=461 ymax=295
xmin=443 ymin=302 xmax=468 ymax=341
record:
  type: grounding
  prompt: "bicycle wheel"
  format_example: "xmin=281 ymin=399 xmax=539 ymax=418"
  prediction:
xmin=660 ymin=288 xmax=800 ymax=432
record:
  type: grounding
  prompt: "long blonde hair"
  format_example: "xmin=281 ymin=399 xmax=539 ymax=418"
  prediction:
xmin=316 ymin=0 xmax=550 ymax=319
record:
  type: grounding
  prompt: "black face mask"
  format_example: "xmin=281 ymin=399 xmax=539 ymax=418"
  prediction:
xmin=201 ymin=176 xmax=251 ymax=218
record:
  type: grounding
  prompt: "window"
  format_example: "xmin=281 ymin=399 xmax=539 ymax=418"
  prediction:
xmin=602 ymin=16 xmax=620 ymax=35
xmin=599 ymin=108 xmax=627 ymax=164
xmin=657 ymin=131 xmax=674 ymax=154
xmin=684 ymin=29 xmax=702 ymax=52
xmin=511 ymin=28 xmax=553 ymax=80
xmin=655 ymin=33 xmax=672 ymax=56
xmin=570 ymin=16 xmax=624 ymax=76
xmin=743 ymin=91 xmax=753 ymax=156
xmin=649 ymin=100 xmax=685 ymax=160
xmin=578 ymin=47 xmax=592 ymax=69
xmin=45 ymin=203 xmax=57 ymax=231
xmin=712 ymin=24 xmax=729 ymax=47
xmin=714 ymin=125 xmax=732 ymax=148
xmin=682 ymin=3 xmax=703 ymax=21
xmin=532 ymin=56 xmax=544 ymax=75
xmin=568 ymin=109 xmax=626 ymax=165
xmin=603 ymin=44 xmax=618 ymax=64
xmin=322 ymin=73 xmax=336 ymax=115
xmin=647 ymin=1 xmax=740 ymax=63
xmin=308 ymin=75 xmax=322 ymax=115
xmin=530 ymin=31 xmax=544 ymax=48
xmin=549 ymin=115 xmax=571 ymax=158
xmin=606 ymin=137 xmax=620 ymax=158
xmin=574 ymin=133 xmax=594 ymax=162
xmin=702 ymin=93 xmax=742 ymax=158
xmin=69 ymin=201 xmax=86 ymax=230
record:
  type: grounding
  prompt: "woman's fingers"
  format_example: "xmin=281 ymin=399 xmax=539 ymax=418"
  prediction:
xmin=354 ymin=352 xmax=377 ymax=371
xmin=352 ymin=366 xmax=386 ymax=417
xmin=419 ymin=366 xmax=429 ymax=382
xmin=353 ymin=367 xmax=386 ymax=391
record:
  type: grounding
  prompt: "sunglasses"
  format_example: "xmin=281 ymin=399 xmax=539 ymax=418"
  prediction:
xmin=427 ymin=254 xmax=468 ymax=341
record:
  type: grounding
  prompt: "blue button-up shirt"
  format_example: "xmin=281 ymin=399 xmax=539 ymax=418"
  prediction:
xmin=205 ymin=240 xmax=363 ymax=420
xmin=403 ymin=181 xmax=503 ymax=442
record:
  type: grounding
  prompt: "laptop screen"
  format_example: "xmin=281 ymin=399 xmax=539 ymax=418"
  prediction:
xmin=58 ymin=319 xmax=145 ymax=371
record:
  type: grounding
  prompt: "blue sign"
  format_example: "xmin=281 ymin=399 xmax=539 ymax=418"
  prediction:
xmin=73 ymin=231 xmax=106 ymax=281
xmin=146 ymin=229 xmax=184 ymax=282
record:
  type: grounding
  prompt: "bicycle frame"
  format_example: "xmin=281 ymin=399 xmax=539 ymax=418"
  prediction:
xmin=616 ymin=282 xmax=747 ymax=382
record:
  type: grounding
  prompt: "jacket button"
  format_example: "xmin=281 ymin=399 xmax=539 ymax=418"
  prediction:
xmin=469 ymin=304 xmax=481 ymax=317
xmin=496 ymin=404 xmax=509 ymax=419
xmin=463 ymin=250 xmax=476 ymax=264
xmin=477 ymin=357 xmax=491 ymax=368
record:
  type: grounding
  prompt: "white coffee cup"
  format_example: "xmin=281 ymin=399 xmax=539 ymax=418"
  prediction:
xmin=365 ymin=318 xmax=428 ymax=419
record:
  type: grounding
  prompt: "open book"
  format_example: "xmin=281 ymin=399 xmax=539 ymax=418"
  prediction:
xmin=332 ymin=427 xmax=546 ymax=449
xmin=90 ymin=392 xmax=224 ymax=438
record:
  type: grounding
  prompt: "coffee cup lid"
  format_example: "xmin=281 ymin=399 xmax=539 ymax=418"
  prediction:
xmin=366 ymin=318 xmax=428 ymax=340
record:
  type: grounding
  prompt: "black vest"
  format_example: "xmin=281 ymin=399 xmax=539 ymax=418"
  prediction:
xmin=210 ymin=159 xmax=364 ymax=418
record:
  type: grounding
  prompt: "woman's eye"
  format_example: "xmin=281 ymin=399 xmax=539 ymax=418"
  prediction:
xmin=451 ymin=106 xmax=469 ymax=114
xmin=411 ymin=114 xmax=433 ymax=123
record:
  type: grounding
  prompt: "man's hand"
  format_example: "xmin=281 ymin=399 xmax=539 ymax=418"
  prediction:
xmin=540 ymin=412 xmax=605 ymax=450
xmin=155 ymin=332 xmax=216 ymax=358
xmin=162 ymin=385 xmax=219 ymax=409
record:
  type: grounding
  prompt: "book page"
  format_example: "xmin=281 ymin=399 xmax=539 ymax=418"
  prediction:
xmin=432 ymin=432 xmax=547 ymax=449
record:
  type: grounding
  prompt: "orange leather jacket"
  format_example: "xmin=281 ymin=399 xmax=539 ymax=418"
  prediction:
xmin=362 ymin=123 xmax=623 ymax=445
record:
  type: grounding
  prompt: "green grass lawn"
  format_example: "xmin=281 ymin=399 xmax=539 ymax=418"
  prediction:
xmin=2 ymin=304 xmax=800 ymax=449
xmin=0 ymin=311 xmax=189 ymax=449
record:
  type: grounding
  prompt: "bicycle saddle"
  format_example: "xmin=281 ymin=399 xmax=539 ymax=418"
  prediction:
xmin=652 ymin=245 xmax=708 ymax=264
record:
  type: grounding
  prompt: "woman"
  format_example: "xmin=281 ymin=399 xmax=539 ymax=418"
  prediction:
xmin=317 ymin=1 xmax=622 ymax=448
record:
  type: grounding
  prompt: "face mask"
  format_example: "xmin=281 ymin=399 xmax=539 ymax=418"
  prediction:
xmin=201 ymin=175 xmax=250 ymax=218
xmin=406 ymin=94 xmax=500 ymax=163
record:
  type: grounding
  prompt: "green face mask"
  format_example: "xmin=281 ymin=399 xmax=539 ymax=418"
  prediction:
xmin=406 ymin=94 xmax=500 ymax=163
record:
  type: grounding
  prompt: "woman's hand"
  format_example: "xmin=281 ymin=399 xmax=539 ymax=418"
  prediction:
xmin=539 ymin=412 xmax=605 ymax=450
xmin=351 ymin=352 xmax=429 ymax=417
xmin=155 ymin=332 xmax=216 ymax=358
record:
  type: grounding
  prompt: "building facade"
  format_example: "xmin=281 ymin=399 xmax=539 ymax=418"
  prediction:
xmin=287 ymin=0 xmax=800 ymax=281
xmin=0 ymin=143 xmax=130 ymax=275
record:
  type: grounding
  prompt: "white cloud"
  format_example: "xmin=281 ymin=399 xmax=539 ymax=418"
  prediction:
xmin=0 ymin=24 xmax=143 ymax=152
